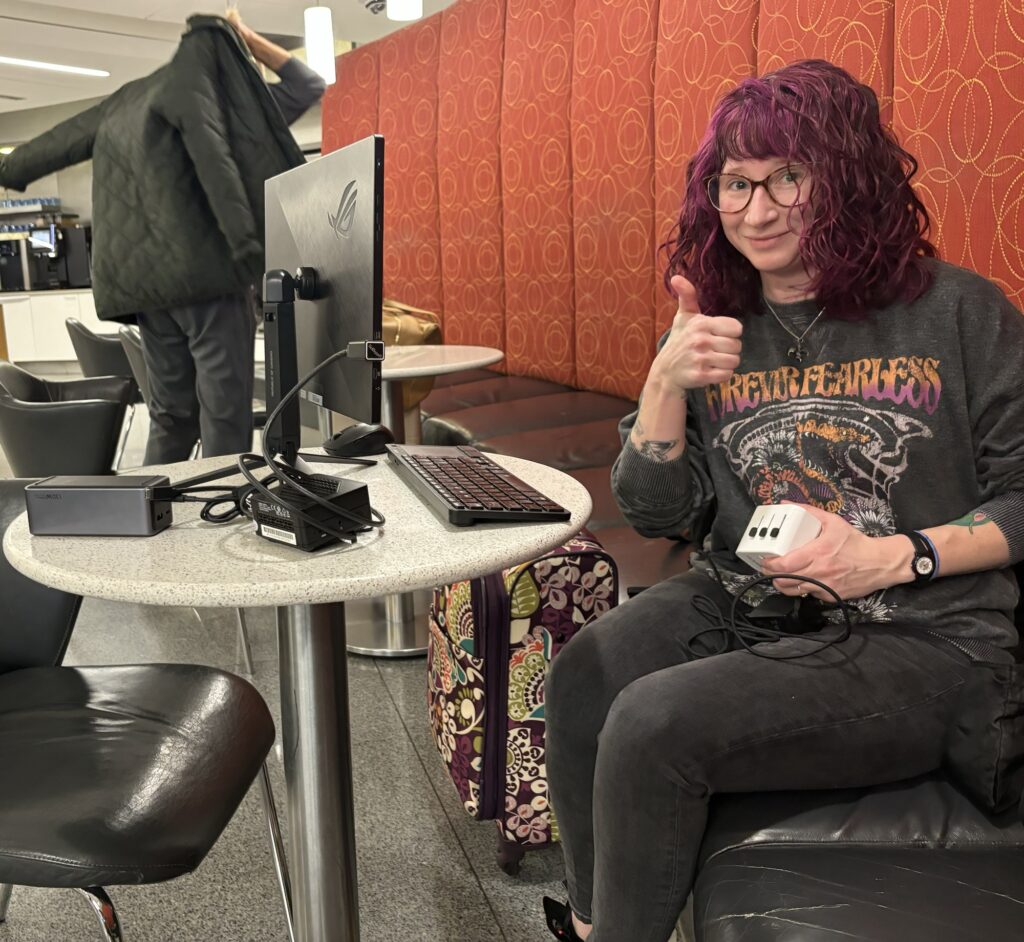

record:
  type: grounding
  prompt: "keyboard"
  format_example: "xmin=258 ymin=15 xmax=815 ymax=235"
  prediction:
xmin=386 ymin=444 xmax=572 ymax=526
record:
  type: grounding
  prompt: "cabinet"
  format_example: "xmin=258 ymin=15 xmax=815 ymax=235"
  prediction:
xmin=0 ymin=291 xmax=101 ymax=363
xmin=1 ymin=297 xmax=35 ymax=361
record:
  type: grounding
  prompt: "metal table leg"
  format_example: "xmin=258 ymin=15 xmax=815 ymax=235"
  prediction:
xmin=351 ymin=381 xmax=427 ymax=656
xmin=278 ymin=602 xmax=360 ymax=942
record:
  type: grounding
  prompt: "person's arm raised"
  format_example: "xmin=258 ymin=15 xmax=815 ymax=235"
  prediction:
xmin=629 ymin=275 xmax=743 ymax=462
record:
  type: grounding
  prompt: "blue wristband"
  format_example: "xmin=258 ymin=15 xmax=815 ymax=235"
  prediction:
xmin=913 ymin=529 xmax=940 ymax=579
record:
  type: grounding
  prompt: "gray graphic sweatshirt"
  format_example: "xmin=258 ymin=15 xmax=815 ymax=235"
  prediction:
xmin=612 ymin=259 xmax=1024 ymax=646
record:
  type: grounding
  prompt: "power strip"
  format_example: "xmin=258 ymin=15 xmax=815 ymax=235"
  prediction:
xmin=736 ymin=504 xmax=821 ymax=571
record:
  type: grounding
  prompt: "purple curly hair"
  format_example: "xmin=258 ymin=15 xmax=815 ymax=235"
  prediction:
xmin=664 ymin=59 xmax=936 ymax=320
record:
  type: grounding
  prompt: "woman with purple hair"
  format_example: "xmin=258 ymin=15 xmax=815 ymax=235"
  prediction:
xmin=543 ymin=59 xmax=1024 ymax=941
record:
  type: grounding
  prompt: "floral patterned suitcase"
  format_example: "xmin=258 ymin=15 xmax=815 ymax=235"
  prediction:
xmin=428 ymin=532 xmax=618 ymax=874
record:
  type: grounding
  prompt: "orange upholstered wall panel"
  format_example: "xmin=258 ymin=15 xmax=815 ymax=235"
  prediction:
xmin=757 ymin=0 xmax=894 ymax=118
xmin=321 ymin=46 xmax=379 ymax=156
xmin=572 ymin=0 xmax=659 ymax=400
xmin=502 ymin=0 xmax=576 ymax=383
xmin=892 ymin=0 xmax=1024 ymax=308
xmin=378 ymin=16 xmax=444 ymax=315
xmin=653 ymin=0 xmax=759 ymax=336
xmin=437 ymin=0 xmax=507 ymax=349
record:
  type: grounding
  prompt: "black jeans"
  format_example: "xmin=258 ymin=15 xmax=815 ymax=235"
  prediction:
xmin=546 ymin=570 xmax=972 ymax=942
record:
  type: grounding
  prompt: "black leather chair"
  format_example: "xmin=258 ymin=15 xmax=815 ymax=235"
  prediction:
xmin=687 ymin=566 xmax=1024 ymax=942
xmin=0 ymin=361 xmax=133 ymax=477
xmin=66 ymin=318 xmax=139 ymax=397
xmin=0 ymin=478 xmax=276 ymax=941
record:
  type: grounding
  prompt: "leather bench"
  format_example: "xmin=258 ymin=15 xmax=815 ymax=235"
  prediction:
xmin=694 ymin=777 xmax=1024 ymax=941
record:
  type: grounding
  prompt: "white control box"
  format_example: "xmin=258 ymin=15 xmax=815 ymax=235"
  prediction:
xmin=736 ymin=504 xmax=822 ymax=571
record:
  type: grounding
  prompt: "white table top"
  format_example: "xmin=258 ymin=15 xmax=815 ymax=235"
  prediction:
xmin=3 ymin=453 xmax=591 ymax=609
xmin=380 ymin=344 xmax=503 ymax=379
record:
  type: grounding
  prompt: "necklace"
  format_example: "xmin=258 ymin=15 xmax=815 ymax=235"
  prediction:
xmin=763 ymin=298 xmax=826 ymax=363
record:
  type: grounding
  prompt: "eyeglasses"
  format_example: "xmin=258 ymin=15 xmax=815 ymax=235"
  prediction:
xmin=705 ymin=165 xmax=810 ymax=213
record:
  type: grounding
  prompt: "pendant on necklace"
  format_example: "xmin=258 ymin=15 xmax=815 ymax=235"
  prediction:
xmin=788 ymin=343 xmax=805 ymax=362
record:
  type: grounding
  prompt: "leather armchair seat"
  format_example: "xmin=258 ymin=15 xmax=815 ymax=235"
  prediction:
xmin=66 ymin=318 xmax=142 ymax=405
xmin=0 ymin=361 xmax=133 ymax=477
xmin=695 ymin=777 xmax=1024 ymax=941
xmin=0 ymin=478 xmax=276 ymax=938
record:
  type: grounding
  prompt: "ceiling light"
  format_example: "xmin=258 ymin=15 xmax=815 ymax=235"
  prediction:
xmin=387 ymin=0 xmax=422 ymax=20
xmin=0 ymin=147 xmax=13 ymax=155
xmin=304 ymin=6 xmax=337 ymax=86
xmin=0 ymin=55 xmax=109 ymax=77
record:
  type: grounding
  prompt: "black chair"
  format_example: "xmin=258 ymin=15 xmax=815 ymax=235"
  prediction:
xmin=66 ymin=318 xmax=139 ymax=395
xmin=0 ymin=478 xmax=276 ymax=940
xmin=66 ymin=318 xmax=142 ymax=468
xmin=0 ymin=361 xmax=133 ymax=477
xmin=684 ymin=563 xmax=1024 ymax=941
xmin=117 ymin=325 xmax=152 ymax=406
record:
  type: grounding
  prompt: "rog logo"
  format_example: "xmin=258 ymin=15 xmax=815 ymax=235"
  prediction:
xmin=328 ymin=180 xmax=358 ymax=238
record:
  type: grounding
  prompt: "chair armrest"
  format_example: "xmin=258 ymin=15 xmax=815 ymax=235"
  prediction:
xmin=45 ymin=375 xmax=134 ymax=405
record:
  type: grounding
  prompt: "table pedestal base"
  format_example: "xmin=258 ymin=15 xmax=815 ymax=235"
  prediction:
xmin=278 ymin=602 xmax=360 ymax=942
xmin=344 ymin=590 xmax=430 ymax=657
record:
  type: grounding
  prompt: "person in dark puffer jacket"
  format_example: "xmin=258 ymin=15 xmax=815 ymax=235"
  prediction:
xmin=0 ymin=12 xmax=325 ymax=462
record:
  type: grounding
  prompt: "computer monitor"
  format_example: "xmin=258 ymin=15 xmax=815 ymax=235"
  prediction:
xmin=263 ymin=134 xmax=384 ymax=462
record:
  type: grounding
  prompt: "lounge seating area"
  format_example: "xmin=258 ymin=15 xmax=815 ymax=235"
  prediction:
xmin=1 ymin=0 xmax=1023 ymax=939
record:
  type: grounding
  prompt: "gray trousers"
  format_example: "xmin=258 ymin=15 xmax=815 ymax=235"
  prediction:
xmin=546 ymin=570 xmax=974 ymax=942
xmin=137 ymin=292 xmax=256 ymax=464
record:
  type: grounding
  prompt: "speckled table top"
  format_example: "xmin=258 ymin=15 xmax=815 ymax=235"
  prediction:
xmin=3 ymin=453 xmax=591 ymax=609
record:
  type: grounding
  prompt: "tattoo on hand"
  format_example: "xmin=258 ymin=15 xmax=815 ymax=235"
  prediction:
xmin=951 ymin=511 xmax=990 ymax=535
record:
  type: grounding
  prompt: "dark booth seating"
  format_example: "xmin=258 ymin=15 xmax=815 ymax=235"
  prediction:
xmin=0 ymin=478 xmax=276 ymax=940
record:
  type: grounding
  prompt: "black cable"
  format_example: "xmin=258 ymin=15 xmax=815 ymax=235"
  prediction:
xmin=685 ymin=560 xmax=856 ymax=661
xmin=231 ymin=344 xmax=386 ymax=545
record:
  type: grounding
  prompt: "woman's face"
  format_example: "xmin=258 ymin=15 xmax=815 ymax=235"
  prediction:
xmin=717 ymin=156 xmax=814 ymax=301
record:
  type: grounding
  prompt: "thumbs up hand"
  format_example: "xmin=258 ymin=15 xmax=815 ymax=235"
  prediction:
xmin=650 ymin=275 xmax=744 ymax=393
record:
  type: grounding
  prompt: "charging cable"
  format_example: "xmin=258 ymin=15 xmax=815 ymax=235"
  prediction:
xmin=685 ymin=558 xmax=856 ymax=661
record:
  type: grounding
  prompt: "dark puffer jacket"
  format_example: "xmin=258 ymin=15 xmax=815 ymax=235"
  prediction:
xmin=0 ymin=15 xmax=306 ymax=321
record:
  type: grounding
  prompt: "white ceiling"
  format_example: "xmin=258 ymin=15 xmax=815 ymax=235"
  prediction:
xmin=0 ymin=0 xmax=455 ymax=113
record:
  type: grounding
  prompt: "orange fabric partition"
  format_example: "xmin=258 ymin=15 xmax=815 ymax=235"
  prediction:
xmin=757 ymin=0 xmax=894 ymax=119
xmin=321 ymin=45 xmax=379 ymax=156
xmin=378 ymin=16 xmax=444 ymax=315
xmin=437 ymin=0 xmax=507 ymax=350
xmin=323 ymin=0 xmax=1024 ymax=395
xmin=892 ymin=0 xmax=1024 ymax=309
xmin=572 ymin=0 xmax=660 ymax=400
xmin=653 ymin=0 xmax=759 ymax=337
xmin=501 ymin=0 xmax=576 ymax=384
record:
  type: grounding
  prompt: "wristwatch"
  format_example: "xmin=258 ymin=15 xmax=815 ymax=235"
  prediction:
xmin=900 ymin=530 xmax=939 ymax=584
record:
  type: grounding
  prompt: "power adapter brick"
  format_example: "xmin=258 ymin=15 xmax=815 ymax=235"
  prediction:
xmin=25 ymin=476 xmax=174 ymax=537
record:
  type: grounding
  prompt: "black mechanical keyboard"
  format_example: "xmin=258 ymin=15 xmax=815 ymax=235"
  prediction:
xmin=386 ymin=444 xmax=571 ymax=526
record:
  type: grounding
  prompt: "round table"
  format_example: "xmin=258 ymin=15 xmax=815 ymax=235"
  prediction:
xmin=3 ymin=452 xmax=591 ymax=942
xmin=381 ymin=344 xmax=503 ymax=445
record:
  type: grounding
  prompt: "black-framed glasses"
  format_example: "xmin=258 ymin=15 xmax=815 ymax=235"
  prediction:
xmin=705 ymin=164 xmax=810 ymax=213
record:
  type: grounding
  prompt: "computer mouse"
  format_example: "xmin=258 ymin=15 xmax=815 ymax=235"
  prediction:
xmin=322 ymin=422 xmax=396 ymax=457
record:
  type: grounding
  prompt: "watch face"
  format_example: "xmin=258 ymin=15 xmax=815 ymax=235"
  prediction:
xmin=914 ymin=557 xmax=935 ymax=577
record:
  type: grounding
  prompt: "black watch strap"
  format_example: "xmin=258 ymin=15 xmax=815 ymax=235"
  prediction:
xmin=900 ymin=530 xmax=938 ymax=583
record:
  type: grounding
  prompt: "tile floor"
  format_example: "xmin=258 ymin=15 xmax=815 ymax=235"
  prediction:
xmin=0 ymin=389 xmax=689 ymax=942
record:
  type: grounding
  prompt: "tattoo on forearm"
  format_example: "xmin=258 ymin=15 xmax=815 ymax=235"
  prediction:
xmin=638 ymin=439 xmax=680 ymax=462
xmin=950 ymin=511 xmax=991 ymax=535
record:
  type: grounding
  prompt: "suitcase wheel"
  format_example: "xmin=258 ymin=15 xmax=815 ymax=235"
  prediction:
xmin=496 ymin=832 xmax=527 ymax=876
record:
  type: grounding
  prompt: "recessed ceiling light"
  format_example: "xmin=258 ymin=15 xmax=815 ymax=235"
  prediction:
xmin=0 ymin=56 xmax=109 ymax=77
